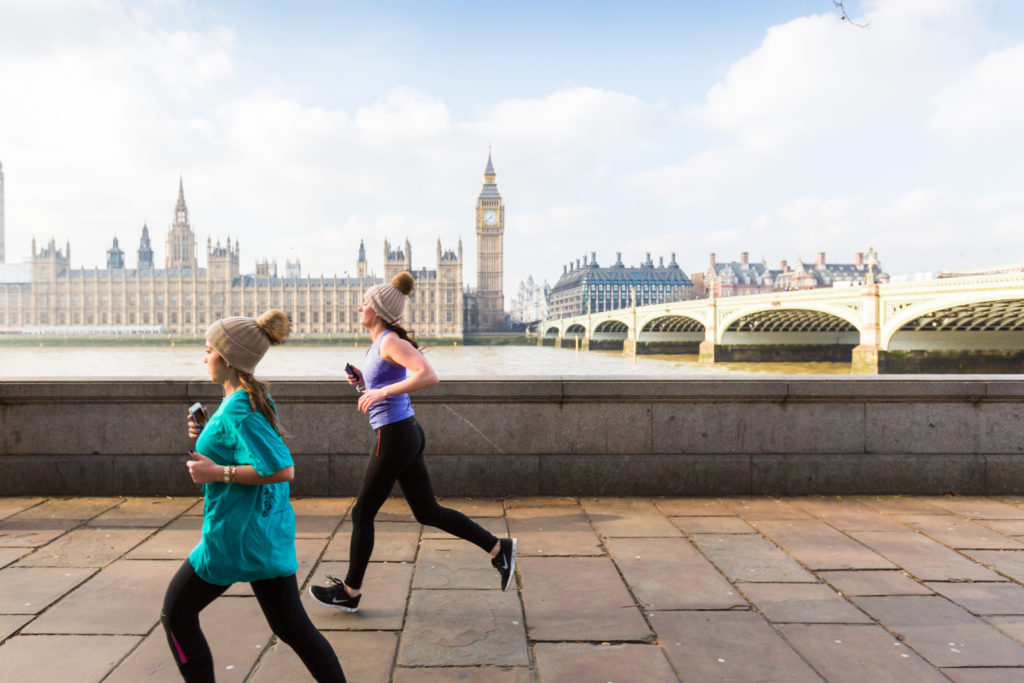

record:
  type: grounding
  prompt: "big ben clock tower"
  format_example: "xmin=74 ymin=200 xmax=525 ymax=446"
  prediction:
xmin=475 ymin=150 xmax=505 ymax=330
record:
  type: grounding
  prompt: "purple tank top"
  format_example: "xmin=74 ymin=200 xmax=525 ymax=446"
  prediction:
xmin=363 ymin=330 xmax=415 ymax=429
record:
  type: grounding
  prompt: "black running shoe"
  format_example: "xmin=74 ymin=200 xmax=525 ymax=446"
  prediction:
xmin=491 ymin=538 xmax=517 ymax=591
xmin=309 ymin=575 xmax=361 ymax=612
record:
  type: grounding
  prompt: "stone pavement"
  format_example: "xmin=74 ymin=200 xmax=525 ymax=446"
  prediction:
xmin=4 ymin=497 xmax=1024 ymax=681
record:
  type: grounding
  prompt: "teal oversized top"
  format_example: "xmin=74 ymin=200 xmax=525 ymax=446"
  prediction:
xmin=188 ymin=389 xmax=297 ymax=585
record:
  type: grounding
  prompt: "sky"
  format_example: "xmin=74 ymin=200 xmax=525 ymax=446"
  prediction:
xmin=1 ymin=0 xmax=1023 ymax=295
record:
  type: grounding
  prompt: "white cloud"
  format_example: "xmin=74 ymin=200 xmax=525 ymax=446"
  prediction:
xmin=930 ymin=44 xmax=1024 ymax=140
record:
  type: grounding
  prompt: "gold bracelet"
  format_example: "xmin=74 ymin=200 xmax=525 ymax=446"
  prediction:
xmin=222 ymin=465 xmax=236 ymax=483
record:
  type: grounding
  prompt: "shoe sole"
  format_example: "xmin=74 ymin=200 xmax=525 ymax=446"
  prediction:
xmin=308 ymin=585 xmax=359 ymax=612
xmin=502 ymin=538 xmax=517 ymax=592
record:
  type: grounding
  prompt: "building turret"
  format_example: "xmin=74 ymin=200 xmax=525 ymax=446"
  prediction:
xmin=166 ymin=177 xmax=198 ymax=271
xmin=107 ymin=237 xmax=125 ymax=270
xmin=137 ymin=224 xmax=154 ymax=270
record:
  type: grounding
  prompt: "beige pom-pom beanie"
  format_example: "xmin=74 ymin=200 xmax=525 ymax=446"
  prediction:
xmin=364 ymin=272 xmax=415 ymax=324
xmin=206 ymin=310 xmax=291 ymax=374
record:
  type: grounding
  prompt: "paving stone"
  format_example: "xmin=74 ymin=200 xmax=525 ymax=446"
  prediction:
xmin=22 ymin=560 xmax=180 ymax=635
xmin=0 ymin=615 xmax=30 ymax=641
xmin=0 ymin=548 xmax=29 ymax=568
xmin=0 ymin=517 xmax=78 ymax=548
xmin=654 ymin=497 xmax=734 ymax=516
xmin=0 ymin=566 xmax=95 ymax=614
xmin=740 ymin=583 xmax=872 ymax=623
xmin=124 ymin=516 xmax=202 ymax=560
xmin=322 ymin=521 xmax=420 ymax=562
xmin=375 ymin=497 xmax=416 ymax=522
xmin=754 ymin=519 xmax=895 ymax=570
xmin=421 ymin=514 xmax=507 ymax=540
xmin=15 ymin=527 xmax=150 ymax=567
xmin=393 ymin=666 xmax=533 ymax=682
xmin=794 ymin=497 xmax=909 ymax=531
xmin=926 ymin=582 xmax=1024 ymax=615
xmin=963 ymin=550 xmax=1024 ymax=583
xmin=0 ymin=634 xmax=140 ymax=682
xmin=534 ymin=642 xmax=677 ymax=682
xmin=304 ymin=560 xmax=412 ymax=631
xmin=506 ymin=506 xmax=602 ymax=556
xmin=605 ymin=537 xmax=746 ymax=610
xmin=517 ymin=556 xmax=650 ymax=641
xmin=397 ymin=589 xmax=528 ymax=666
xmin=942 ymin=668 xmax=1024 ymax=683
xmin=88 ymin=497 xmax=198 ymax=528
xmin=818 ymin=570 xmax=932 ymax=596
xmin=250 ymin=629 xmax=396 ymax=682
xmin=0 ymin=498 xmax=44 ymax=520
xmin=504 ymin=496 xmax=578 ymax=508
xmin=9 ymin=497 xmax=121 ymax=520
xmin=579 ymin=497 xmax=681 ymax=537
xmin=895 ymin=515 xmax=1024 ymax=550
xmin=225 ymin=536 xmax=326 ymax=596
xmin=437 ymin=497 xmax=506 ymax=517
xmin=689 ymin=533 xmax=816 ymax=583
xmin=977 ymin=519 xmax=1024 ymax=536
xmin=671 ymin=516 xmax=755 ymax=534
xmin=779 ymin=623 xmax=947 ymax=682
xmin=986 ymin=616 xmax=1024 ymax=644
xmin=849 ymin=531 xmax=1004 ymax=581
xmin=721 ymin=497 xmax=811 ymax=520
xmin=853 ymin=595 xmax=1024 ymax=667
xmin=925 ymin=496 xmax=1024 ymax=520
xmin=413 ymin=538 xmax=505 ymax=590
xmin=105 ymin=596 xmax=273 ymax=683
xmin=290 ymin=497 xmax=351 ymax=538
xmin=854 ymin=496 xmax=946 ymax=516
xmin=650 ymin=610 xmax=819 ymax=682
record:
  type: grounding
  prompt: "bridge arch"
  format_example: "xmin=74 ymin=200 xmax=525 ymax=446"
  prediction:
xmin=882 ymin=295 xmax=1024 ymax=351
xmin=564 ymin=323 xmax=587 ymax=339
xmin=543 ymin=326 xmax=560 ymax=339
xmin=718 ymin=306 xmax=860 ymax=346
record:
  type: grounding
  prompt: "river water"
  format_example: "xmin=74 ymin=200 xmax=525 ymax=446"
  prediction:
xmin=0 ymin=342 xmax=850 ymax=379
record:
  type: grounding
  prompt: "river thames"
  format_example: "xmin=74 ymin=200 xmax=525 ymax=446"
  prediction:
xmin=0 ymin=342 xmax=851 ymax=378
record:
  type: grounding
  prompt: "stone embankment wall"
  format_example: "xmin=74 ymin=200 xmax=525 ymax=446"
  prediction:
xmin=1 ymin=378 xmax=1022 ymax=496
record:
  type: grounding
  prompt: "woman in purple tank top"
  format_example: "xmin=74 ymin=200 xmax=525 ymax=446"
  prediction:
xmin=310 ymin=272 xmax=516 ymax=613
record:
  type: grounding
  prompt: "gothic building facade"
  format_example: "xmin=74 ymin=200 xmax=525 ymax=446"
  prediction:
xmin=0 ymin=164 xmax=492 ymax=336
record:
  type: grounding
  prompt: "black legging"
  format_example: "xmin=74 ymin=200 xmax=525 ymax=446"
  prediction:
xmin=161 ymin=561 xmax=345 ymax=682
xmin=345 ymin=416 xmax=498 ymax=589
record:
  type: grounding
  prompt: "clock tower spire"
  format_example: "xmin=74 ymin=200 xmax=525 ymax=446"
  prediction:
xmin=475 ymin=149 xmax=505 ymax=331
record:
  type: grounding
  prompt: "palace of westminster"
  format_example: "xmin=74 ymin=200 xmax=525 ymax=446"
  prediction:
xmin=0 ymin=155 xmax=508 ymax=337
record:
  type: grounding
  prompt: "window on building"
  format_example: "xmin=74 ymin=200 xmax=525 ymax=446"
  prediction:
xmin=142 ymin=294 xmax=149 ymax=306
xmin=157 ymin=295 xmax=164 ymax=305
xmin=38 ymin=294 xmax=47 ymax=306
xmin=199 ymin=312 xmax=205 ymax=324
xmin=171 ymin=312 xmax=178 ymax=323
xmin=157 ymin=312 xmax=163 ymax=324
xmin=325 ymin=311 xmax=332 ymax=323
xmin=184 ymin=294 xmax=191 ymax=305
xmin=198 ymin=294 xmax=206 ymax=305
xmin=446 ymin=291 xmax=453 ymax=304
xmin=312 ymin=293 xmax=319 ymax=305
xmin=129 ymin=313 xmax=136 ymax=324
xmin=87 ymin=313 xmax=94 ymax=324
xmin=129 ymin=295 xmax=135 ymax=305
xmin=101 ymin=313 xmax=107 ymax=324
xmin=115 ymin=313 xmax=122 ymax=324
xmin=215 ymin=294 xmax=223 ymax=305
xmin=446 ymin=310 xmax=453 ymax=322
xmin=299 ymin=312 xmax=306 ymax=323
xmin=313 ymin=312 xmax=319 ymax=323
xmin=59 ymin=295 xmax=67 ymax=306
xmin=339 ymin=311 xmax=345 ymax=322
xmin=114 ymin=295 xmax=122 ymax=306
xmin=185 ymin=312 xmax=191 ymax=323
xmin=74 ymin=313 xmax=80 ymax=324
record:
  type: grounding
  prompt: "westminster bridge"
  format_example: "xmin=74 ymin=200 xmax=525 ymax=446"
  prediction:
xmin=538 ymin=271 xmax=1024 ymax=373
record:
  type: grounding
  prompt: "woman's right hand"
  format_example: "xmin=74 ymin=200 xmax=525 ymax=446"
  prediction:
xmin=346 ymin=366 xmax=363 ymax=387
xmin=187 ymin=415 xmax=203 ymax=439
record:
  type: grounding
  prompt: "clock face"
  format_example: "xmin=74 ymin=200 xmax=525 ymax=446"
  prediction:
xmin=483 ymin=210 xmax=498 ymax=226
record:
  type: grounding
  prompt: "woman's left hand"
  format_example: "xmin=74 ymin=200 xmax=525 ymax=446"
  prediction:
xmin=357 ymin=388 xmax=388 ymax=414
xmin=186 ymin=450 xmax=222 ymax=484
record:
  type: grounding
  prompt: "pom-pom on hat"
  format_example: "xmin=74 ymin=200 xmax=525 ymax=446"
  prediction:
xmin=364 ymin=272 xmax=415 ymax=324
xmin=206 ymin=309 xmax=291 ymax=374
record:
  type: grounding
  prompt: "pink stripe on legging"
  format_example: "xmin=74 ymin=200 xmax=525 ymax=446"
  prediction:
xmin=171 ymin=632 xmax=188 ymax=664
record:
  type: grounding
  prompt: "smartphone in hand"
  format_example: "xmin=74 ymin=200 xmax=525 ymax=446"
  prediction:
xmin=188 ymin=402 xmax=207 ymax=427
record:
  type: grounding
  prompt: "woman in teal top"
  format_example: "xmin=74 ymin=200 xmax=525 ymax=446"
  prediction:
xmin=161 ymin=310 xmax=345 ymax=682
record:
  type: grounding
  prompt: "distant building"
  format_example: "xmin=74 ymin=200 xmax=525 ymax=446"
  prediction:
xmin=548 ymin=251 xmax=692 ymax=319
xmin=706 ymin=252 xmax=775 ymax=297
xmin=509 ymin=275 xmax=550 ymax=323
xmin=0 ymin=179 xmax=463 ymax=337
xmin=704 ymin=251 xmax=888 ymax=297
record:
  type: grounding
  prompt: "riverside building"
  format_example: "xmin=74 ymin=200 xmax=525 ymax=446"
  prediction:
xmin=704 ymin=251 xmax=888 ymax=297
xmin=0 ymin=154 xmax=508 ymax=337
xmin=548 ymin=252 xmax=693 ymax=319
